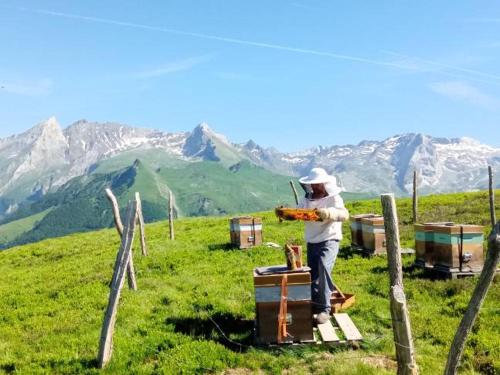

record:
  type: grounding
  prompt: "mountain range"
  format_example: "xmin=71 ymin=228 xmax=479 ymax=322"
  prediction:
xmin=0 ymin=116 xmax=499 ymax=248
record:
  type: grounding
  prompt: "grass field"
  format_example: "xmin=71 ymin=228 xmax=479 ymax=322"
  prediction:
xmin=0 ymin=208 xmax=53 ymax=244
xmin=0 ymin=190 xmax=498 ymax=374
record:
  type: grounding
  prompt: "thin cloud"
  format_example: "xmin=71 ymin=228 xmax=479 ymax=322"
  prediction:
xmin=383 ymin=57 xmax=440 ymax=73
xmin=9 ymin=7 xmax=500 ymax=85
xmin=136 ymin=56 xmax=212 ymax=79
xmin=10 ymin=7 xmax=427 ymax=71
xmin=384 ymin=50 xmax=500 ymax=82
xmin=0 ymin=78 xmax=53 ymax=96
xmin=430 ymin=81 xmax=500 ymax=110
xmin=381 ymin=52 xmax=500 ymax=88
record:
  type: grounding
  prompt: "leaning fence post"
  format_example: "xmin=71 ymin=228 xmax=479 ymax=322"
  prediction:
xmin=97 ymin=200 xmax=138 ymax=368
xmin=413 ymin=170 xmax=418 ymax=224
xmin=169 ymin=190 xmax=175 ymax=240
xmin=489 ymin=166 xmax=496 ymax=229
xmin=105 ymin=188 xmax=124 ymax=234
xmin=289 ymin=180 xmax=299 ymax=205
xmin=135 ymin=192 xmax=148 ymax=256
xmin=381 ymin=193 xmax=418 ymax=375
xmin=105 ymin=188 xmax=137 ymax=290
xmin=444 ymin=221 xmax=500 ymax=375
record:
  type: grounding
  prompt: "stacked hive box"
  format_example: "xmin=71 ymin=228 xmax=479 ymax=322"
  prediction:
xmin=414 ymin=222 xmax=453 ymax=267
xmin=254 ymin=267 xmax=314 ymax=344
xmin=361 ymin=215 xmax=386 ymax=254
xmin=414 ymin=223 xmax=438 ymax=267
xmin=230 ymin=217 xmax=262 ymax=249
xmin=433 ymin=224 xmax=484 ymax=272
xmin=414 ymin=223 xmax=484 ymax=272
xmin=350 ymin=214 xmax=373 ymax=247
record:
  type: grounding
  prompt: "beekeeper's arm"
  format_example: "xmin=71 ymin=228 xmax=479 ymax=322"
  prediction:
xmin=316 ymin=195 xmax=349 ymax=222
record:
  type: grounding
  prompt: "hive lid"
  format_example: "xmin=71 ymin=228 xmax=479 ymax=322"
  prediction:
xmin=254 ymin=265 xmax=311 ymax=275
xmin=360 ymin=215 xmax=384 ymax=225
xmin=351 ymin=213 xmax=380 ymax=222
xmin=230 ymin=216 xmax=262 ymax=224
xmin=415 ymin=222 xmax=454 ymax=231
xmin=254 ymin=266 xmax=312 ymax=286
xmin=432 ymin=224 xmax=484 ymax=234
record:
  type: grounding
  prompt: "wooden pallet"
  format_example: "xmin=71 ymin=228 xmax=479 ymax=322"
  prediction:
xmin=351 ymin=244 xmax=415 ymax=257
xmin=317 ymin=313 xmax=363 ymax=344
xmin=257 ymin=313 xmax=363 ymax=346
xmin=415 ymin=262 xmax=499 ymax=279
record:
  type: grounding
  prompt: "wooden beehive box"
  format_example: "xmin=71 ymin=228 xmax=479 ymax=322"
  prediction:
xmin=361 ymin=215 xmax=386 ymax=254
xmin=350 ymin=214 xmax=368 ymax=247
xmin=230 ymin=216 xmax=262 ymax=249
xmin=253 ymin=266 xmax=314 ymax=344
xmin=414 ymin=223 xmax=436 ymax=267
xmin=432 ymin=224 xmax=484 ymax=272
xmin=414 ymin=222 xmax=453 ymax=267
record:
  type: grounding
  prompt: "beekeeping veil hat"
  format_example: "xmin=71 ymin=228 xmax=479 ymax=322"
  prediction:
xmin=298 ymin=167 xmax=342 ymax=196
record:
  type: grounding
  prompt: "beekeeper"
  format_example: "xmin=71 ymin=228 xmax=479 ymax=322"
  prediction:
xmin=298 ymin=167 xmax=349 ymax=324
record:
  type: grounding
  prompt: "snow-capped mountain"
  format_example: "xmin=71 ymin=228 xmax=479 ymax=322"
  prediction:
xmin=1 ymin=117 xmax=499 ymax=217
xmin=272 ymin=133 xmax=499 ymax=194
xmin=0 ymin=118 xmax=184 ymax=200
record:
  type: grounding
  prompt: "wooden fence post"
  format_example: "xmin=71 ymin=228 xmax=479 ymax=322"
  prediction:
xmin=381 ymin=193 xmax=418 ymax=375
xmin=105 ymin=188 xmax=124 ymax=234
xmin=135 ymin=192 xmax=148 ymax=256
xmin=489 ymin=166 xmax=496 ymax=229
xmin=97 ymin=200 xmax=138 ymax=368
xmin=289 ymin=180 xmax=299 ymax=205
xmin=169 ymin=190 xmax=175 ymax=240
xmin=105 ymin=188 xmax=137 ymax=290
xmin=444 ymin=221 xmax=500 ymax=375
xmin=381 ymin=194 xmax=404 ymax=287
xmin=413 ymin=170 xmax=418 ymax=224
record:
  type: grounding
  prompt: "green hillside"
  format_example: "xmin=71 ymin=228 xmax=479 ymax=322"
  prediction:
xmin=0 ymin=191 xmax=498 ymax=374
xmin=0 ymin=208 xmax=53 ymax=244
xmin=0 ymin=158 xmax=369 ymax=249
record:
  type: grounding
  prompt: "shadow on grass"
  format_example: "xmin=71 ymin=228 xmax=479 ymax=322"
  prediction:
xmin=338 ymin=245 xmax=383 ymax=260
xmin=165 ymin=312 xmax=254 ymax=352
xmin=370 ymin=265 xmax=388 ymax=274
xmin=207 ymin=243 xmax=240 ymax=252
xmin=0 ymin=363 xmax=16 ymax=374
xmin=370 ymin=263 xmax=448 ymax=281
xmin=338 ymin=245 xmax=357 ymax=260
xmin=35 ymin=358 xmax=98 ymax=372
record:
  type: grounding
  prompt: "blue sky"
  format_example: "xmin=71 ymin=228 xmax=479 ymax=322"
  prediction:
xmin=0 ymin=1 xmax=499 ymax=151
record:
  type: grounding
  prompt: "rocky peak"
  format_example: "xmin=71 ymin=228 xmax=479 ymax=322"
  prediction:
xmin=39 ymin=116 xmax=59 ymax=130
xmin=183 ymin=122 xmax=224 ymax=161
xmin=17 ymin=116 xmax=63 ymax=144
xmin=36 ymin=116 xmax=65 ymax=140
xmin=244 ymin=139 xmax=259 ymax=150
xmin=196 ymin=122 xmax=211 ymax=132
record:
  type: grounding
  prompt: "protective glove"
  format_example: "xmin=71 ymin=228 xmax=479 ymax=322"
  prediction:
xmin=316 ymin=207 xmax=350 ymax=222
xmin=316 ymin=208 xmax=330 ymax=221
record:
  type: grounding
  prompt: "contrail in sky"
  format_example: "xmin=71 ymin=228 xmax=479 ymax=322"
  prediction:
xmin=10 ymin=6 xmax=500 ymax=82
xmin=384 ymin=50 xmax=500 ymax=82
xmin=14 ymin=7 xmax=409 ymax=69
